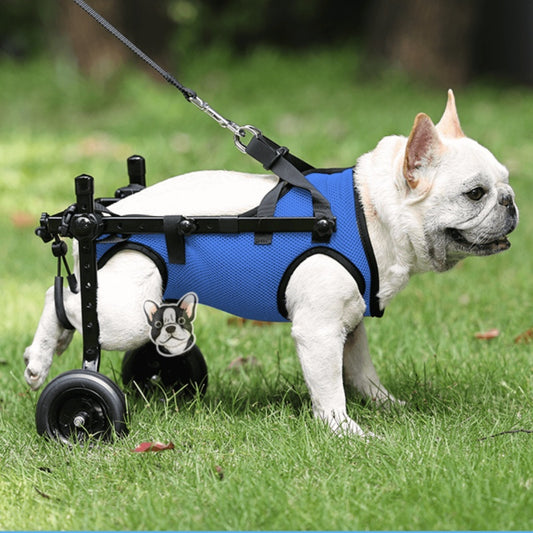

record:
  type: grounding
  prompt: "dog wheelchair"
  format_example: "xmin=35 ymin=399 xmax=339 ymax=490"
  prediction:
xmin=33 ymin=144 xmax=340 ymax=445
xmin=34 ymin=156 xmax=210 ymax=444
xmin=28 ymin=0 xmax=351 ymax=445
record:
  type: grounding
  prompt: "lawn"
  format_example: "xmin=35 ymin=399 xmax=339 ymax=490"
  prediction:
xmin=0 ymin=47 xmax=532 ymax=530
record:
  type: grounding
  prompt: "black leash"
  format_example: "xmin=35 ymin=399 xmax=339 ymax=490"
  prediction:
xmin=72 ymin=0 xmax=253 ymax=146
xmin=70 ymin=0 xmax=336 ymax=239
xmin=71 ymin=0 xmax=196 ymax=101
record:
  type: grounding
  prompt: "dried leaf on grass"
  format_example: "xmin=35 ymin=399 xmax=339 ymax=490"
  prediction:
xmin=474 ymin=328 xmax=500 ymax=340
xmin=132 ymin=441 xmax=175 ymax=453
xmin=34 ymin=486 xmax=52 ymax=500
xmin=514 ymin=328 xmax=533 ymax=344
xmin=479 ymin=429 xmax=533 ymax=441
xmin=214 ymin=465 xmax=224 ymax=480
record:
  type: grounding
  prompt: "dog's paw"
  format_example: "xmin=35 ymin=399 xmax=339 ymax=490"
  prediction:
xmin=334 ymin=418 xmax=366 ymax=437
xmin=373 ymin=394 xmax=406 ymax=410
xmin=335 ymin=419 xmax=382 ymax=440
xmin=320 ymin=412 xmax=376 ymax=439
xmin=24 ymin=365 xmax=47 ymax=390
xmin=23 ymin=347 xmax=51 ymax=390
xmin=362 ymin=387 xmax=406 ymax=410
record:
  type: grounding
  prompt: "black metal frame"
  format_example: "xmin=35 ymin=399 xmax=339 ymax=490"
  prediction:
xmin=35 ymin=154 xmax=337 ymax=373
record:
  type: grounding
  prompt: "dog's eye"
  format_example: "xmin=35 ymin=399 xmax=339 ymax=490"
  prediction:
xmin=178 ymin=317 xmax=186 ymax=325
xmin=466 ymin=187 xmax=486 ymax=201
xmin=154 ymin=321 xmax=162 ymax=328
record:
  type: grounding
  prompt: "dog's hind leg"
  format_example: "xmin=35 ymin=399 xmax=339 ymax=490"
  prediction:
xmin=89 ymin=251 xmax=163 ymax=352
xmin=343 ymin=322 xmax=403 ymax=406
xmin=24 ymin=250 xmax=162 ymax=390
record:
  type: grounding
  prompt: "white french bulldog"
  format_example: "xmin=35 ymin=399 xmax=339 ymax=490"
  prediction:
xmin=24 ymin=90 xmax=518 ymax=436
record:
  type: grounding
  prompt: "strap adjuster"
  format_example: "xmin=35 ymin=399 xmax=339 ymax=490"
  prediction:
xmin=263 ymin=146 xmax=289 ymax=171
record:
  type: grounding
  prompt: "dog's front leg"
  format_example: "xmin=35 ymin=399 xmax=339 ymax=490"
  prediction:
xmin=343 ymin=322 xmax=401 ymax=406
xmin=286 ymin=255 xmax=368 ymax=436
xmin=24 ymin=286 xmax=76 ymax=390
xmin=291 ymin=320 xmax=364 ymax=435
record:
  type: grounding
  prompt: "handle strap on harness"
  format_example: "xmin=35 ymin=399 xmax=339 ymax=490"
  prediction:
xmin=244 ymin=133 xmax=336 ymax=243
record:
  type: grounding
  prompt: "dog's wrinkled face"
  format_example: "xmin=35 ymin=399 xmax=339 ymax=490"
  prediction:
xmin=402 ymin=90 xmax=518 ymax=272
xmin=428 ymin=141 xmax=518 ymax=270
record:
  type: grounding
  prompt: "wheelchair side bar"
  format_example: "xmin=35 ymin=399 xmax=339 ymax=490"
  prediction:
xmin=73 ymin=174 xmax=101 ymax=372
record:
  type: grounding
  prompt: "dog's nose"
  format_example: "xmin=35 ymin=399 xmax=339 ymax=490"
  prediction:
xmin=499 ymin=192 xmax=517 ymax=221
xmin=498 ymin=191 xmax=513 ymax=208
xmin=166 ymin=325 xmax=176 ymax=334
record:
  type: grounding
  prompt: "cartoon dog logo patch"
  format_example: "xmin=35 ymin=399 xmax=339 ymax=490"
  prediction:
xmin=143 ymin=292 xmax=198 ymax=356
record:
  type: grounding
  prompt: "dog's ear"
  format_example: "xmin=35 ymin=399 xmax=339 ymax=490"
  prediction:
xmin=403 ymin=112 xmax=443 ymax=193
xmin=143 ymin=300 xmax=159 ymax=324
xmin=436 ymin=89 xmax=465 ymax=139
xmin=178 ymin=292 xmax=198 ymax=321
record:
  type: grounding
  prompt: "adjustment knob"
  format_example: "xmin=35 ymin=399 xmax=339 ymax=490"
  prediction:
xmin=179 ymin=218 xmax=197 ymax=235
xmin=314 ymin=217 xmax=335 ymax=238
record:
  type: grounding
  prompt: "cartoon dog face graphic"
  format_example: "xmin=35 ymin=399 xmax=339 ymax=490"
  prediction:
xmin=143 ymin=292 xmax=198 ymax=356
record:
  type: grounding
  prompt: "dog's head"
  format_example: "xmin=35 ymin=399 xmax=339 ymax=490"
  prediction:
xmin=400 ymin=90 xmax=518 ymax=272
xmin=144 ymin=292 xmax=198 ymax=356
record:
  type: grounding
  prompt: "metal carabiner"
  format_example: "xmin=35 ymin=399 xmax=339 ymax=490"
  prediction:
xmin=188 ymin=96 xmax=240 ymax=135
xmin=188 ymin=96 xmax=262 ymax=152
xmin=233 ymin=125 xmax=262 ymax=153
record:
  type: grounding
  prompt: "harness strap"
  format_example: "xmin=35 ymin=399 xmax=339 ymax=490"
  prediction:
xmin=54 ymin=276 xmax=75 ymax=330
xmin=245 ymin=134 xmax=336 ymax=244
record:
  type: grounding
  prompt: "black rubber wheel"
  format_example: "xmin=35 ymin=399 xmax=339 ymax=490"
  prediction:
xmin=36 ymin=370 xmax=128 ymax=444
xmin=122 ymin=342 xmax=208 ymax=397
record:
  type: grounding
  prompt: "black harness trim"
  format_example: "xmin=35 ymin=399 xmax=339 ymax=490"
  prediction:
xmin=277 ymin=247 xmax=367 ymax=320
xmin=353 ymin=182 xmax=383 ymax=318
xmin=163 ymin=216 xmax=187 ymax=264
xmin=276 ymin=169 xmax=383 ymax=319
xmin=97 ymin=241 xmax=168 ymax=290
xmin=245 ymin=134 xmax=336 ymax=244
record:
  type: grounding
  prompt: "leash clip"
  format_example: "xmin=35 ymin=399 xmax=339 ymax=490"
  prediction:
xmin=188 ymin=95 xmax=262 ymax=153
xmin=234 ymin=125 xmax=262 ymax=153
xmin=189 ymin=95 xmax=242 ymax=136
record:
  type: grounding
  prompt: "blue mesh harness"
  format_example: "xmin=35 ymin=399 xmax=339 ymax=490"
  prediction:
xmin=97 ymin=168 xmax=382 ymax=322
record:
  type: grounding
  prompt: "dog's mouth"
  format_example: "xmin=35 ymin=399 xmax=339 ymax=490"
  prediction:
xmin=160 ymin=332 xmax=188 ymax=343
xmin=446 ymin=228 xmax=511 ymax=256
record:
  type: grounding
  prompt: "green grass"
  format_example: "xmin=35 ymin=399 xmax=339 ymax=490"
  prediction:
xmin=0 ymin=47 xmax=532 ymax=530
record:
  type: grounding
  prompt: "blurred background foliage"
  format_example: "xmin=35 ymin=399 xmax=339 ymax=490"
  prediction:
xmin=1 ymin=0 xmax=532 ymax=87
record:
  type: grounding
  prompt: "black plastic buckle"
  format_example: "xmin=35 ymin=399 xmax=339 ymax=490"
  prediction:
xmin=35 ymin=213 xmax=53 ymax=243
xmin=58 ymin=205 xmax=77 ymax=237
